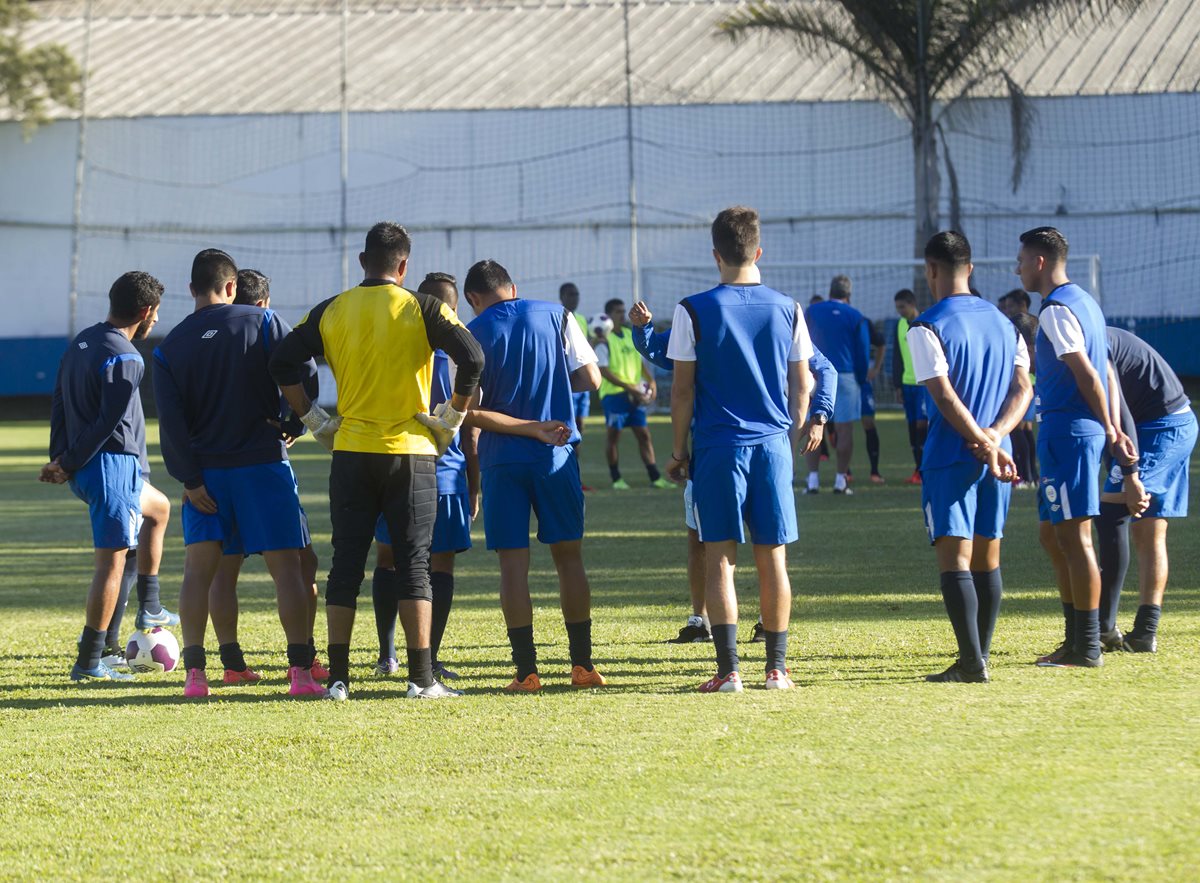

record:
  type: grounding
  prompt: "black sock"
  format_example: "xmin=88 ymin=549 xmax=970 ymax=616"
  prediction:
xmin=407 ymin=647 xmax=433 ymax=688
xmin=507 ymin=625 xmax=538 ymax=680
xmin=646 ymin=463 xmax=661 ymax=482
xmin=106 ymin=554 xmax=137 ymax=649
xmin=764 ymin=629 xmax=788 ymax=673
xmin=906 ymin=422 xmax=923 ymax=471
xmin=609 ymin=463 xmax=621 ymax=482
xmin=865 ymin=427 xmax=881 ymax=474
xmin=219 ymin=642 xmax=247 ymax=672
xmin=1132 ymin=604 xmax=1162 ymax=637
xmin=76 ymin=626 xmax=106 ymax=670
xmin=972 ymin=568 xmax=1003 ymax=661
xmin=371 ymin=567 xmax=398 ymax=662
xmin=1010 ymin=429 xmax=1031 ymax=482
xmin=1074 ymin=607 xmax=1101 ymax=659
xmin=711 ymin=623 xmax=739 ymax=677
xmin=327 ymin=642 xmax=350 ymax=687
xmin=182 ymin=644 xmax=206 ymax=672
xmin=136 ymin=574 xmax=162 ymax=616
xmin=309 ymin=637 xmax=318 ymax=659
xmin=1062 ymin=602 xmax=1076 ymax=647
xmin=1096 ymin=502 xmax=1131 ymax=634
xmin=939 ymin=571 xmax=983 ymax=669
xmin=1022 ymin=428 xmax=1038 ymax=481
xmin=565 ymin=618 xmax=593 ymax=670
xmin=430 ymin=571 xmax=454 ymax=663
xmin=286 ymin=643 xmax=314 ymax=669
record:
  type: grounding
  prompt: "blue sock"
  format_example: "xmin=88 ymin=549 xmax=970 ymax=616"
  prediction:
xmin=711 ymin=624 xmax=739 ymax=677
xmin=137 ymin=574 xmax=162 ymax=615
xmin=1073 ymin=607 xmax=1101 ymax=659
xmin=76 ymin=626 xmax=105 ymax=670
xmin=764 ymin=629 xmax=788 ymax=673
xmin=1062 ymin=602 xmax=1076 ymax=647
xmin=371 ymin=567 xmax=397 ymax=662
xmin=940 ymin=571 xmax=983 ymax=669
xmin=1132 ymin=604 xmax=1161 ymax=638
xmin=1096 ymin=503 xmax=1130 ymax=633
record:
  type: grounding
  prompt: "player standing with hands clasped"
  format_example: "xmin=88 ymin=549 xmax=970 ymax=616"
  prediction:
xmin=667 ymin=206 xmax=813 ymax=692
xmin=907 ymin=232 xmax=1031 ymax=683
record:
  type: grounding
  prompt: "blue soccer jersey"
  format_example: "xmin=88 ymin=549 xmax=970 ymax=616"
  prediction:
xmin=666 ymin=284 xmax=813 ymax=450
xmin=1035 ymin=283 xmax=1108 ymax=439
xmin=50 ymin=322 xmax=149 ymax=476
xmin=467 ymin=299 xmax=592 ymax=469
xmin=908 ymin=295 xmax=1024 ymax=469
xmin=805 ymin=299 xmax=870 ymax=378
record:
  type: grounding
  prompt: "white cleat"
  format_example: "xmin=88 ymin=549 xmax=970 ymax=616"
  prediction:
xmin=406 ymin=679 xmax=464 ymax=699
xmin=326 ymin=680 xmax=350 ymax=702
xmin=101 ymin=653 xmax=128 ymax=670
xmin=765 ymin=669 xmax=795 ymax=690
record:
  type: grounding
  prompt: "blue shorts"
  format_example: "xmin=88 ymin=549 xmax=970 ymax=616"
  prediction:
xmin=1038 ymin=434 xmax=1105 ymax=524
xmin=684 ymin=479 xmax=697 ymax=531
xmin=1103 ymin=410 xmax=1196 ymax=519
xmin=482 ymin=453 xmax=585 ymax=550
xmin=833 ymin=373 xmax=862 ymax=423
xmin=690 ymin=434 xmax=797 ymax=545
xmin=901 ymin=384 xmax=930 ymax=423
xmin=376 ymin=492 xmax=473 ymax=554
xmin=922 ymin=459 xmax=1011 ymax=543
xmin=573 ymin=391 xmax=591 ymax=420
xmin=182 ymin=460 xmax=308 ymax=553
xmin=861 ymin=380 xmax=876 ymax=418
xmin=602 ymin=393 xmax=648 ymax=430
xmin=69 ymin=452 xmax=143 ymax=549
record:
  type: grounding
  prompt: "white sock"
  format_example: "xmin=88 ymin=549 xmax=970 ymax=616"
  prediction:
xmin=807 ymin=471 xmax=820 ymax=490
xmin=834 ymin=473 xmax=847 ymax=490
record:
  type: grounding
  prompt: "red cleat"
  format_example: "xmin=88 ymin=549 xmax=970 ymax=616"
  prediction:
xmin=223 ymin=667 xmax=262 ymax=685
xmin=310 ymin=657 xmax=330 ymax=680
xmin=904 ymin=470 xmax=923 ymax=485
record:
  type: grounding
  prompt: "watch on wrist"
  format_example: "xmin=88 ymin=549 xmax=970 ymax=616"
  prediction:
xmin=812 ymin=413 xmax=828 ymax=426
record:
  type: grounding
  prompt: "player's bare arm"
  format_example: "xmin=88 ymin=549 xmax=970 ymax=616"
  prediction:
xmin=668 ymin=359 xmax=695 ymax=482
xmin=1061 ymin=350 xmax=1133 ymax=462
xmin=571 ymin=361 xmax=601 ymax=393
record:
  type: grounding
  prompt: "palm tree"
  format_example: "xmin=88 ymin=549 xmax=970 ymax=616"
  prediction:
xmin=718 ymin=0 xmax=1144 ymax=259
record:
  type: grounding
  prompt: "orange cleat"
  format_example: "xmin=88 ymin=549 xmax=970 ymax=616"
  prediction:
xmin=570 ymin=665 xmax=607 ymax=688
xmin=869 ymin=473 xmax=886 ymax=484
xmin=310 ymin=657 xmax=330 ymax=680
xmin=223 ymin=667 xmax=262 ymax=685
xmin=504 ymin=672 xmax=543 ymax=693
xmin=904 ymin=470 xmax=923 ymax=486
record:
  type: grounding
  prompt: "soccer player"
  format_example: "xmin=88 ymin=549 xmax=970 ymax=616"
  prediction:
xmin=372 ymin=272 xmax=481 ymax=681
xmin=1096 ymin=327 xmax=1194 ymax=652
xmin=804 ymin=275 xmax=870 ymax=494
xmin=892 ymin=289 xmax=929 ymax=484
xmin=666 ymin=206 xmax=813 ymax=692
xmin=1018 ymin=227 xmax=1129 ymax=668
xmin=202 ymin=268 xmax=328 ymax=684
xmin=269 ymin=223 xmax=484 ymax=701
xmin=596 ymin=298 xmax=672 ymax=490
xmin=907 ymin=232 xmax=1030 ymax=683
xmin=1000 ymin=289 xmax=1040 ymax=486
xmin=629 ymin=299 xmax=833 ymax=645
xmin=42 ymin=271 xmax=175 ymax=682
xmin=154 ymin=250 xmax=325 ymax=699
xmin=860 ymin=313 xmax=887 ymax=484
xmin=461 ymin=259 xmax=605 ymax=692
xmin=560 ymin=282 xmax=595 ymax=491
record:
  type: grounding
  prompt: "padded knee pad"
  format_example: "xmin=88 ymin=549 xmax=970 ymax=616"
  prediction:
xmin=324 ymin=578 xmax=362 ymax=610
xmin=394 ymin=567 xmax=433 ymax=603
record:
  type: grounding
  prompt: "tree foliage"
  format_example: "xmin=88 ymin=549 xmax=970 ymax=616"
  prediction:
xmin=1 ymin=0 xmax=79 ymax=134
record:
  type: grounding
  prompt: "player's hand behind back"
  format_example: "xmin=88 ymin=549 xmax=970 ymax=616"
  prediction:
xmin=38 ymin=459 xmax=69 ymax=484
xmin=531 ymin=421 xmax=571 ymax=446
xmin=1125 ymin=473 xmax=1151 ymax=518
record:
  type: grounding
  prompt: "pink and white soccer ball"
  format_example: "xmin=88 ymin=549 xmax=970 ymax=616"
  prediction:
xmin=125 ymin=627 xmax=180 ymax=673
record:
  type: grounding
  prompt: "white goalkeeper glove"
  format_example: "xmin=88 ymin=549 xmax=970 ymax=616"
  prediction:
xmin=415 ymin=401 xmax=466 ymax=455
xmin=300 ymin=404 xmax=341 ymax=452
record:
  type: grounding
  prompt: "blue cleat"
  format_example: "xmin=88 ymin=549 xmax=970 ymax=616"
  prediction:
xmin=135 ymin=606 xmax=180 ymax=630
xmin=70 ymin=661 xmax=135 ymax=683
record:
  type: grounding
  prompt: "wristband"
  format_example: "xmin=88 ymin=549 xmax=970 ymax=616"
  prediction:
xmin=671 ymin=452 xmax=687 ymax=461
xmin=1120 ymin=462 xmax=1138 ymax=476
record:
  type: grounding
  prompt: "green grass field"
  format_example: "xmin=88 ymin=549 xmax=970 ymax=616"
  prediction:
xmin=1 ymin=414 xmax=1197 ymax=880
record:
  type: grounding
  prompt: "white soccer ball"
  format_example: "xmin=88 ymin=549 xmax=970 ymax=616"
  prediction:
xmin=125 ymin=627 xmax=180 ymax=673
xmin=589 ymin=313 xmax=614 ymax=337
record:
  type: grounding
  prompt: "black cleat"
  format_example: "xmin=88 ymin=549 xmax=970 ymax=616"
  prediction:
xmin=1037 ymin=649 xmax=1104 ymax=668
xmin=805 ymin=487 xmax=820 ymax=495
xmin=833 ymin=486 xmax=854 ymax=496
xmin=748 ymin=621 xmax=766 ymax=643
xmin=1122 ymin=631 xmax=1157 ymax=653
xmin=1100 ymin=628 xmax=1126 ymax=652
xmin=925 ymin=660 xmax=989 ymax=683
xmin=1035 ymin=642 xmax=1070 ymax=666
xmin=667 ymin=619 xmax=712 ymax=644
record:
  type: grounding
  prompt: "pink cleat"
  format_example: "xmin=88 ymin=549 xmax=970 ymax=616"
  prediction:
xmin=183 ymin=668 xmax=210 ymax=699
xmin=223 ymin=667 xmax=262 ymax=685
xmin=288 ymin=666 xmax=326 ymax=698
xmin=310 ymin=657 xmax=330 ymax=681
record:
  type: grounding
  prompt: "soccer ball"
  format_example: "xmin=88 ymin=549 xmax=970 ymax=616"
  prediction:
xmin=588 ymin=313 xmax=614 ymax=337
xmin=125 ymin=627 xmax=180 ymax=673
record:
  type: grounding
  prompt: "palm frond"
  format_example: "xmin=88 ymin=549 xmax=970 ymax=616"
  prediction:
xmin=1005 ymin=71 xmax=1034 ymax=193
xmin=936 ymin=122 xmax=963 ymax=234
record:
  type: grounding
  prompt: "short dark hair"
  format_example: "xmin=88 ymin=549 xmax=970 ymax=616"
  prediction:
xmin=893 ymin=288 xmax=916 ymax=305
xmin=809 ymin=294 xmax=823 ymax=305
xmin=463 ymin=259 xmax=513 ymax=297
xmin=234 ymin=269 xmax=270 ymax=306
xmin=191 ymin=248 xmax=238 ymax=295
xmin=109 ymin=271 xmax=164 ymax=322
xmin=363 ymin=222 xmax=412 ymax=270
xmin=559 ymin=282 xmax=579 ymax=298
xmin=604 ymin=298 xmax=624 ymax=315
xmin=829 ymin=275 xmax=852 ymax=300
xmin=418 ymin=271 xmax=458 ymax=309
xmin=924 ymin=231 xmax=972 ymax=269
xmin=1005 ymin=288 xmax=1031 ymax=309
xmin=1020 ymin=226 xmax=1069 ymax=262
xmin=711 ymin=205 xmax=760 ymax=266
